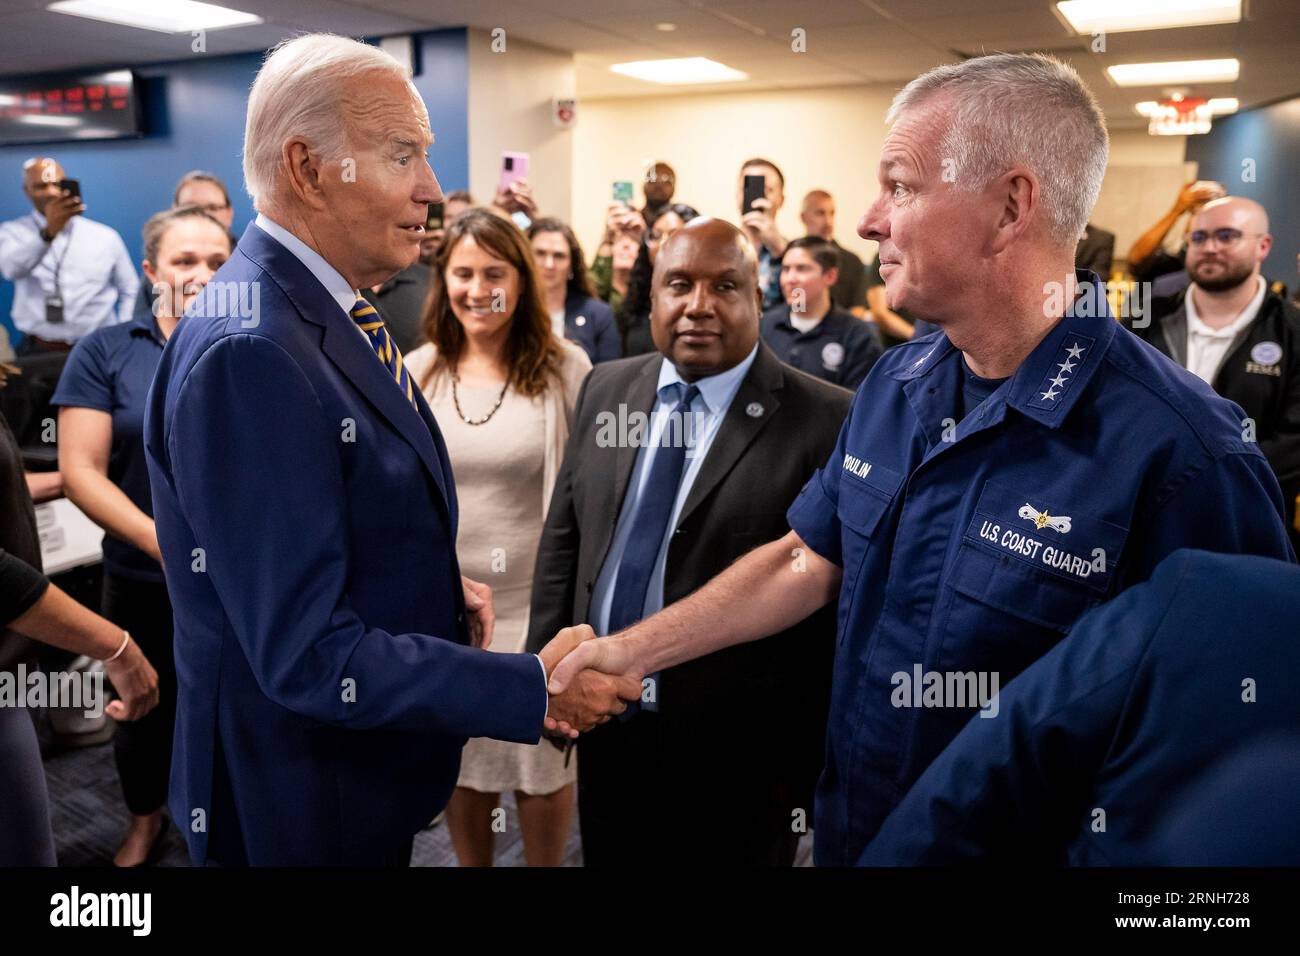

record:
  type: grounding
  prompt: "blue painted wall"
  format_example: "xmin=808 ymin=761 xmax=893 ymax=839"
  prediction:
xmin=1184 ymin=94 xmax=1300 ymax=287
xmin=0 ymin=28 xmax=469 ymax=344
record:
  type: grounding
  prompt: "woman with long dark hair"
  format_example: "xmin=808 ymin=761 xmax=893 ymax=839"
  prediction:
xmin=405 ymin=209 xmax=591 ymax=866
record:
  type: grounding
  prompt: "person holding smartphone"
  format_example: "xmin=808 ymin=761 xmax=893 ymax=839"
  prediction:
xmin=0 ymin=157 xmax=137 ymax=354
xmin=737 ymin=158 xmax=790 ymax=311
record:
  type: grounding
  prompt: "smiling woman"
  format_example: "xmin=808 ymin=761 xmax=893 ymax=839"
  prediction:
xmin=403 ymin=208 xmax=591 ymax=867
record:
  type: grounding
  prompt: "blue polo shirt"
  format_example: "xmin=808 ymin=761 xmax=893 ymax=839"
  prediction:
xmin=786 ymin=270 xmax=1296 ymax=866
xmin=52 ymin=291 xmax=166 ymax=582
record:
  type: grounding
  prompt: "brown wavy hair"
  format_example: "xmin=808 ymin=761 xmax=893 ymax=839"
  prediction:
xmin=419 ymin=208 xmax=563 ymax=398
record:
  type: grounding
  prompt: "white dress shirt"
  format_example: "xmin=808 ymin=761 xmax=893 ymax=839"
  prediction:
xmin=0 ymin=210 xmax=138 ymax=343
xmin=254 ymin=213 xmax=549 ymax=710
xmin=1185 ymin=275 xmax=1266 ymax=384
xmin=591 ymin=344 xmax=760 ymax=635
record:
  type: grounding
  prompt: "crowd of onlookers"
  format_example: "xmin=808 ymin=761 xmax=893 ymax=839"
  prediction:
xmin=0 ymin=149 xmax=1297 ymax=866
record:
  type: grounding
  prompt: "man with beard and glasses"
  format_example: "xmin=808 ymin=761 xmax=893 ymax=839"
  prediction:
xmin=1128 ymin=197 xmax=1300 ymax=550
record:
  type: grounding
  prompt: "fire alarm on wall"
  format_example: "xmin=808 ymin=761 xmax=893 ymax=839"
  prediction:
xmin=553 ymin=97 xmax=577 ymax=128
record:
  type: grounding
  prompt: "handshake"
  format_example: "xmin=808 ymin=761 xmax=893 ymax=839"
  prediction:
xmin=538 ymin=625 xmax=643 ymax=738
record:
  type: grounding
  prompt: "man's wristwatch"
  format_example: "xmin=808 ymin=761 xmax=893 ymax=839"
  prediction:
xmin=39 ymin=227 xmax=53 ymax=243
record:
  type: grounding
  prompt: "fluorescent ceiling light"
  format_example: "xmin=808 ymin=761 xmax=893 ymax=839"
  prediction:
xmin=1056 ymin=0 xmax=1240 ymax=34
xmin=47 ymin=0 xmax=262 ymax=33
xmin=1135 ymin=97 xmax=1238 ymax=116
xmin=1107 ymin=59 xmax=1239 ymax=86
xmin=609 ymin=57 xmax=748 ymax=85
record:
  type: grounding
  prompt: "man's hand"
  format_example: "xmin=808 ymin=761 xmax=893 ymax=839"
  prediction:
xmin=740 ymin=198 xmax=786 ymax=255
xmin=43 ymin=191 xmax=84 ymax=238
xmin=539 ymin=626 xmax=642 ymax=737
xmin=103 ymin=640 xmax=159 ymax=721
xmin=546 ymin=668 xmax=642 ymax=738
xmin=1175 ymin=180 xmax=1225 ymax=213
xmin=493 ymin=178 xmax=537 ymax=219
xmin=462 ymin=576 xmax=494 ymax=649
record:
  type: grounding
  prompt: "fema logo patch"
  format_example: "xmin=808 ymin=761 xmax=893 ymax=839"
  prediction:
xmin=822 ymin=342 xmax=845 ymax=370
xmin=1028 ymin=333 xmax=1097 ymax=411
xmin=1251 ymin=341 xmax=1282 ymax=366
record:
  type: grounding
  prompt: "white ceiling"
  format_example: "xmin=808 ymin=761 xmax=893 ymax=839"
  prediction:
xmin=0 ymin=0 xmax=1297 ymax=129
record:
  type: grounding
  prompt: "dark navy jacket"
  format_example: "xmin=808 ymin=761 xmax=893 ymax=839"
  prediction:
xmin=563 ymin=292 xmax=620 ymax=364
xmin=861 ymin=549 xmax=1300 ymax=866
xmin=144 ymin=224 xmax=547 ymax=865
xmin=785 ymin=271 xmax=1295 ymax=865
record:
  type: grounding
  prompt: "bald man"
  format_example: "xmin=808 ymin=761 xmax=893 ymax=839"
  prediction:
xmin=1128 ymin=197 xmax=1300 ymax=546
xmin=0 ymin=158 xmax=137 ymax=353
xmin=527 ymin=218 xmax=852 ymax=865
xmin=800 ymin=189 xmax=869 ymax=317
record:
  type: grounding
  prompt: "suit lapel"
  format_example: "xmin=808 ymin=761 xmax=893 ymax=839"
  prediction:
xmin=676 ymin=345 xmax=783 ymax=528
xmin=320 ymin=319 xmax=450 ymax=508
xmin=236 ymin=224 xmax=450 ymax=511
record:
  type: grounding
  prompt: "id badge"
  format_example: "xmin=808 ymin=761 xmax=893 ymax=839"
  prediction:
xmin=45 ymin=295 xmax=64 ymax=324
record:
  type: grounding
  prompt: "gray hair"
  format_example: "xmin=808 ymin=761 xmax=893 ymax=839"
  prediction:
xmin=243 ymin=33 xmax=411 ymax=204
xmin=887 ymin=53 xmax=1108 ymax=247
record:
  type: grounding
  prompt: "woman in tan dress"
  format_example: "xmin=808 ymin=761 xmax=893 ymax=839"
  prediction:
xmin=405 ymin=210 xmax=591 ymax=866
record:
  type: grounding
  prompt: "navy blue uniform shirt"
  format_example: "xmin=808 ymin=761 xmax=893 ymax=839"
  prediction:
xmin=860 ymin=549 xmax=1300 ymax=866
xmin=785 ymin=271 xmax=1296 ymax=865
xmin=51 ymin=290 xmax=165 ymax=582
xmin=761 ymin=303 xmax=882 ymax=390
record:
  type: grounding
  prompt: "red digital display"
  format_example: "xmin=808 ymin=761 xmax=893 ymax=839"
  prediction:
xmin=0 ymin=70 xmax=141 ymax=145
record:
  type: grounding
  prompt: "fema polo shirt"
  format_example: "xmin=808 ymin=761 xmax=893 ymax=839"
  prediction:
xmin=786 ymin=271 xmax=1296 ymax=865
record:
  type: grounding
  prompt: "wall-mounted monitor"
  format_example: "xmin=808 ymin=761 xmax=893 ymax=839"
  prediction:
xmin=0 ymin=69 xmax=143 ymax=146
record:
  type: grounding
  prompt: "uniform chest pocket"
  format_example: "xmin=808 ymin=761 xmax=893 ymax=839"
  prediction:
xmin=939 ymin=478 xmax=1131 ymax=681
xmin=836 ymin=460 xmax=903 ymax=601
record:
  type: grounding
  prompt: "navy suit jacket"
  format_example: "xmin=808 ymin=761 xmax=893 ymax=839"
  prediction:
xmin=860 ymin=549 xmax=1300 ymax=866
xmin=144 ymin=224 xmax=546 ymax=865
xmin=563 ymin=292 xmax=620 ymax=364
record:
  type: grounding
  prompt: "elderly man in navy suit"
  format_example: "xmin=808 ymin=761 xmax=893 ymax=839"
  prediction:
xmin=144 ymin=34 xmax=636 ymax=866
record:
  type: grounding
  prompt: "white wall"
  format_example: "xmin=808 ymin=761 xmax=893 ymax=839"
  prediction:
xmin=1093 ymin=129 xmax=1193 ymax=263
xmin=572 ymin=85 xmax=1189 ymax=269
xmin=467 ymin=29 xmax=576 ymax=221
xmin=572 ymin=84 xmax=897 ymax=263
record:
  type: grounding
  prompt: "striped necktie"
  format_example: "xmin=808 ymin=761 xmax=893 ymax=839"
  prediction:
xmin=350 ymin=295 xmax=415 ymax=406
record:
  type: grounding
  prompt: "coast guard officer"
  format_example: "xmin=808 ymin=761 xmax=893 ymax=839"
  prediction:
xmin=542 ymin=53 xmax=1296 ymax=866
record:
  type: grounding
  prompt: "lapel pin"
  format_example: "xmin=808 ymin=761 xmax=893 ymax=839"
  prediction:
xmin=746 ymin=402 xmax=764 ymax=418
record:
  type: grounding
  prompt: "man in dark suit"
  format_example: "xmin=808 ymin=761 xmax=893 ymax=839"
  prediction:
xmin=143 ymin=34 xmax=633 ymax=867
xmin=527 ymin=218 xmax=852 ymax=865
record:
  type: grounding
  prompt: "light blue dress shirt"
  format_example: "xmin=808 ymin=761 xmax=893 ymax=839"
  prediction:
xmin=0 ymin=210 xmax=138 ymax=343
xmin=592 ymin=343 xmax=760 ymax=635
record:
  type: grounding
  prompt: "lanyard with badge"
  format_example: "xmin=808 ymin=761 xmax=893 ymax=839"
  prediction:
xmin=40 ymin=213 xmax=72 ymax=324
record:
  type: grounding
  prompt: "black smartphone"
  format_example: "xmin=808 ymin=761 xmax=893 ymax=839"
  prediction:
xmin=425 ymin=201 xmax=445 ymax=231
xmin=742 ymin=174 xmax=765 ymax=214
xmin=59 ymin=178 xmax=81 ymax=203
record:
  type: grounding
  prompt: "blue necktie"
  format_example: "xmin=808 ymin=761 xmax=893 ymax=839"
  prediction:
xmin=608 ymin=381 xmax=701 ymax=715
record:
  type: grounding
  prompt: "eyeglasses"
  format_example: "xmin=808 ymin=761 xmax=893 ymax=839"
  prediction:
xmin=197 ymin=203 xmax=230 ymax=214
xmin=1188 ymin=228 xmax=1258 ymax=247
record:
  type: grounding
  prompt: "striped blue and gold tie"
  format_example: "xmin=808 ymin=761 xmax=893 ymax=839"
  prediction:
xmin=350 ymin=295 xmax=415 ymax=407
